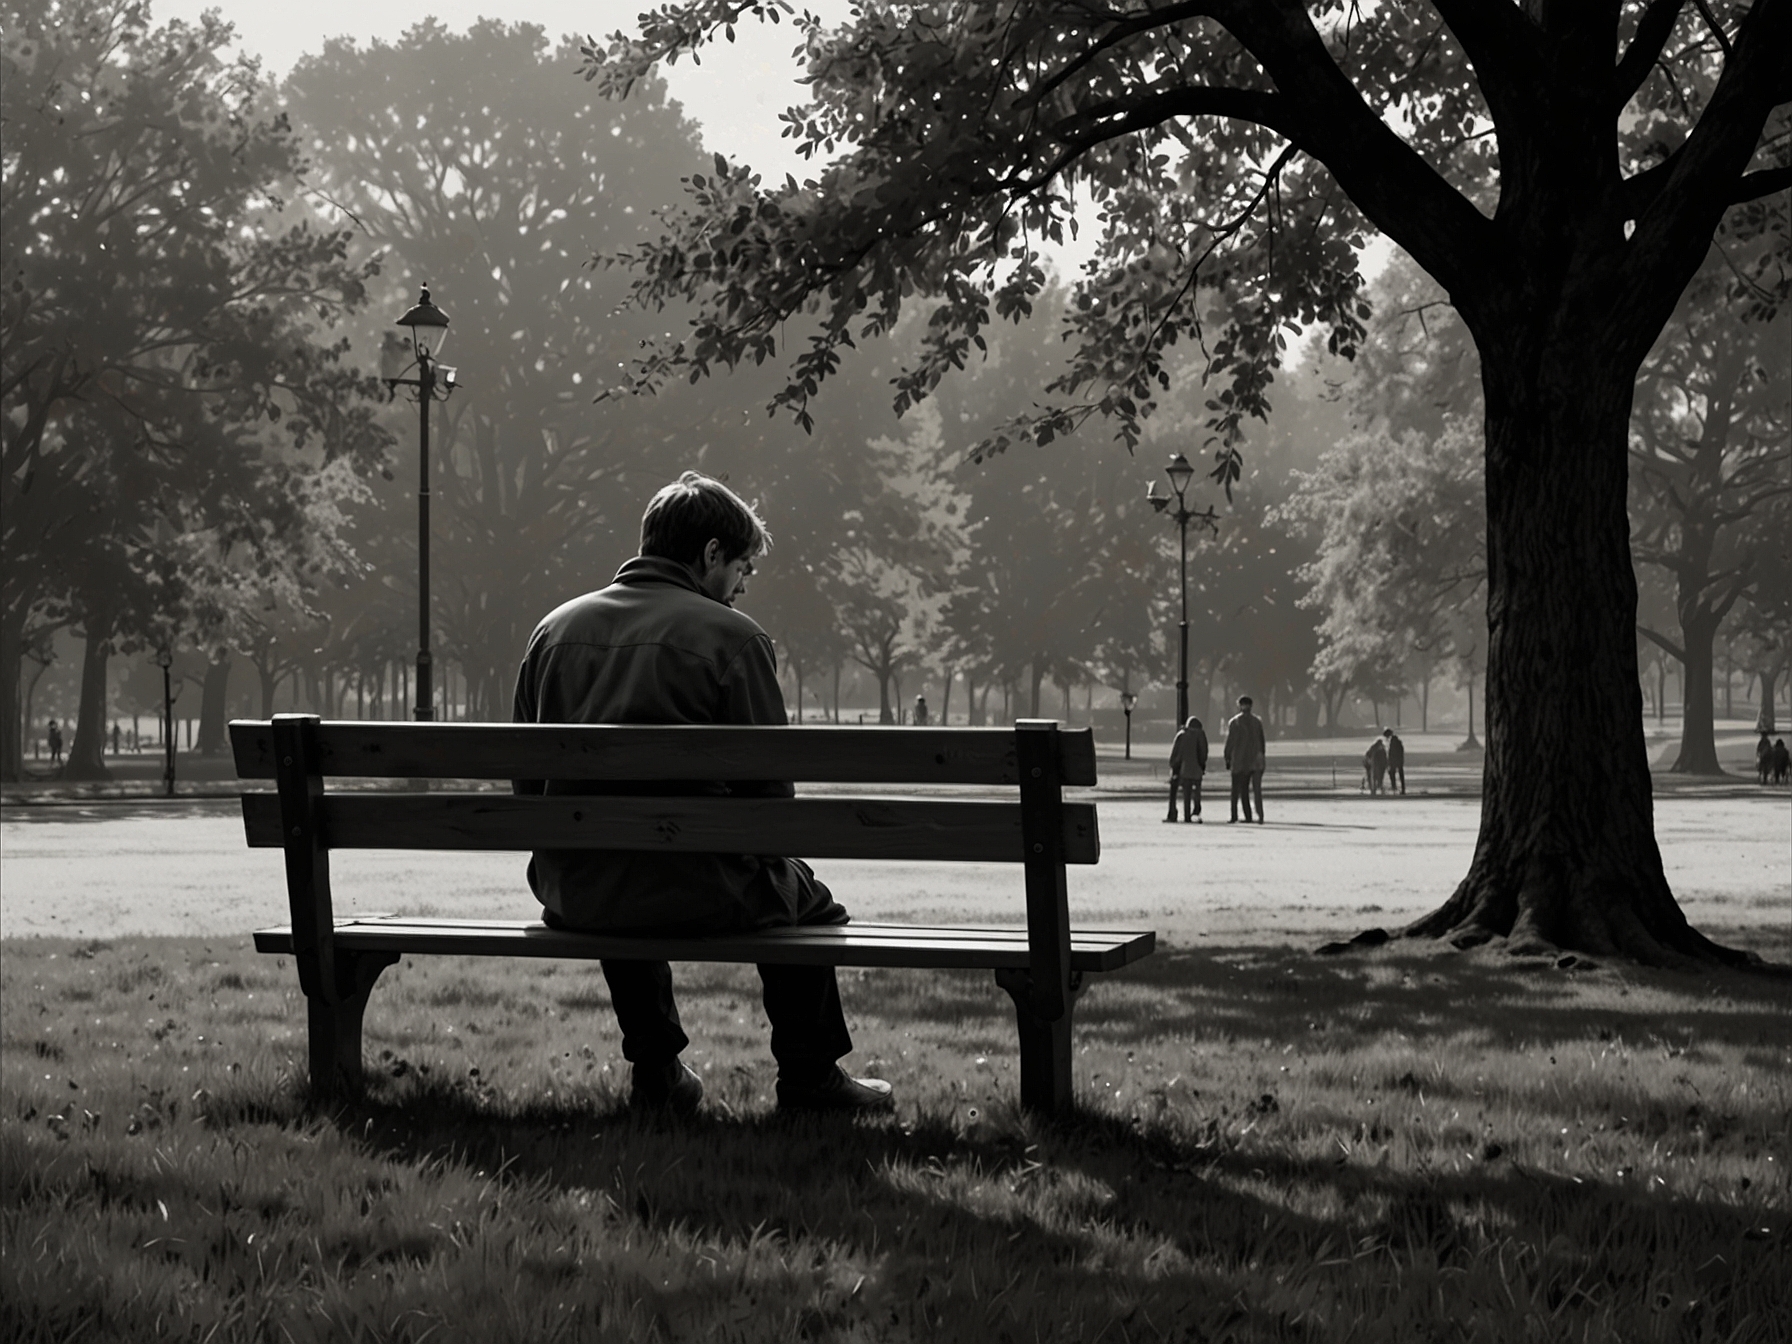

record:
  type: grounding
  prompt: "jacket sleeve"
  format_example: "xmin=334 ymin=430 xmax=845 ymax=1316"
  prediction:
xmin=511 ymin=644 xmax=545 ymax=797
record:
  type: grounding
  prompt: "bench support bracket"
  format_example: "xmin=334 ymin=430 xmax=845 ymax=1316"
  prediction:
xmin=300 ymin=949 xmax=401 ymax=1102
xmin=995 ymin=967 xmax=1086 ymax=1114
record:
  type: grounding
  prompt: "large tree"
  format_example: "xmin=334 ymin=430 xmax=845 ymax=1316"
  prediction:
xmin=1630 ymin=250 xmax=1791 ymax=773
xmin=583 ymin=0 xmax=1787 ymax=966
xmin=2 ymin=0 xmax=388 ymax=779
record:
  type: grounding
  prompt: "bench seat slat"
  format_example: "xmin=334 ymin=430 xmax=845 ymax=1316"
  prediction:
xmin=241 ymin=793 xmax=1100 ymax=864
xmin=251 ymin=916 xmax=1155 ymax=973
xmin=230 ymin=721 xmax=1098 ymax=787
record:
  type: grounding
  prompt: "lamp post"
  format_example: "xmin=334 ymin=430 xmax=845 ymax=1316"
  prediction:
xmin=384 ymin=286 xmax=458 ymax=723
xmin=1120 ymin=691 xmax=1137 ymax=760
xmin=155 ymin=648 xmax=175 ymax=797
xmin=1146 ymin=452 xmax=1215 ymax=729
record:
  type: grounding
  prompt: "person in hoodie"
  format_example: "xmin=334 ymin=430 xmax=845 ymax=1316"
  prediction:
xmin=513 ymin=471 xmax=891 ymax=1115
xmin=1165 ymin=716 xmax=1209 ymax=822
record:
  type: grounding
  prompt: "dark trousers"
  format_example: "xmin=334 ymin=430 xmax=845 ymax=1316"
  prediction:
xmin=1230 ymin=770 xmax=1263 ymax=821
xmin=1388 ymin=762 xmax=1405 ymax=794
xmin=600 ymin=957 xmax=852 ymax=1083
xmin=1166 ymin=772 xmax=1202 ymax=819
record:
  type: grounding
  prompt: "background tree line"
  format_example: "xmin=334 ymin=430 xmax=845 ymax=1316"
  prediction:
xmin=5 ymin=2 xmax=1786 ymax=790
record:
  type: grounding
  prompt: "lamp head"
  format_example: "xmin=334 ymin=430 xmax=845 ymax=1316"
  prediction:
xmin=1120 ymin=691 xmax=1137 ymax=712
xmin=397 ymin=285 xmax=450 ymax=358
xmin=155 ymin=648 xmax=172 ymax=670
xmin=1165 ymin=452 xmax=1195 ymax=496
xmin=1146 ymin=480 xmax=1169 ymax=514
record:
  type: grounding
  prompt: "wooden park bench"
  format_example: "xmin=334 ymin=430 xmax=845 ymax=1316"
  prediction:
xmin=231 ymin=714 xmax=1155 ymax=1114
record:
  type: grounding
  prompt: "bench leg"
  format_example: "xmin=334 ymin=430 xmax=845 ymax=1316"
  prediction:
xmin=300 ymin=950 xmax=400 ymax=1102
xmin=995 ymin=968 xmax=1086 ymax=1115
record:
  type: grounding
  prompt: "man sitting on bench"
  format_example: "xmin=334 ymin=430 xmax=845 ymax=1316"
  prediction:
xmin=512 ymin=471 xmax=893 ymax=1116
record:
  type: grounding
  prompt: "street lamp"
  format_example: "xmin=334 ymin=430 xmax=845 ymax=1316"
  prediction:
xmin=1146 ymin=452 xmax=1216 ymax=728
xmin=1120 ymin=691 xmax=1137 ymax=760
xmin=155 ymin=648 xmax=175 ymax=797
xmin=384 ymin=286 xmax=459 ymax=723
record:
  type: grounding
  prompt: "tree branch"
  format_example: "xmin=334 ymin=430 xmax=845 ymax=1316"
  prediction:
xmin=1204 ymin=0 xmax=1495 ymax=296
xmin=1732 ymin=163 xmax=1792 ymax=203
xmin=1614 ymin=0 xmax=1687 ymax=109
xmin=1017 ymin=1 xmax=1214 ymax=109
xmin=1043 ymin=86 xmax=1299 ymax=170
xmin=1426 ymin=0 xmax=1544 ymax=124
xmin=1637 ymin=625 xmax=1686 ymax=661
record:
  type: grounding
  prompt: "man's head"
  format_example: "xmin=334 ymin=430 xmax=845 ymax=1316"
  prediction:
xmin=1186 ymin=716 xmax=1201 ymax=731
xmin=1382 ymin=728 xmax=1393 ymax=738
xmin=1237 ymin=696 xmax=1252 ymax=709
xmin=640 ymin=471 xmax=771 ymax=607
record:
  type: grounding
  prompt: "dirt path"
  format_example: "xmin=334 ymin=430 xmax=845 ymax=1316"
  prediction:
xmin=4 ymin=793 xmax=1786 ymax=953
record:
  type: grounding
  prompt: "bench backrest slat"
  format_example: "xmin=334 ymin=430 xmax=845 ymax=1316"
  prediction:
xmin=230 ymin=720 xmax=1098 ymax=787
xmin=241 ymin=793 xmax=1100 ymax=864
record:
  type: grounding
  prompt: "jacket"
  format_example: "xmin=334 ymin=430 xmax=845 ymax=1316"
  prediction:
xmin=1223 ymin=710 xmax=1267 ymax=773
xmin=512 ymin=555 xmax=817 ymax=934
xmin=1168 ymin=724 xmax=1209 ymax=776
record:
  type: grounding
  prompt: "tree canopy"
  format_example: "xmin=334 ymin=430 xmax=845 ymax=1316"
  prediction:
xmin=1 ymin=0 xmax=389 ymax=778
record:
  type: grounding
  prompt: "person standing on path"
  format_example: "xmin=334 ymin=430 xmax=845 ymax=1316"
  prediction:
xmin=913 ymin=695 xmax=929 ymax=726
xmin=1363 ymin=735 xmax=1388 ymax=795
xmin=1384 ymin=728 xmax=1406 ymax=795
xmin=1223 ymin=696 xmax=1266 ymax=823
xmin=1165 ymin=716 xmax=1209 ymax=823
xmin=46 ymin=719 xmax=62 ymax=766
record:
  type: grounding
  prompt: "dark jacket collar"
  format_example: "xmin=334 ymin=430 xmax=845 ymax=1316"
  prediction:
xmin=612 ymin=554 xmax=708 ymax=598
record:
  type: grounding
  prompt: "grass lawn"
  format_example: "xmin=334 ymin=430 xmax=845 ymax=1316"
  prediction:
xmin=4 ymin=927 xmax=1788 ymax=1342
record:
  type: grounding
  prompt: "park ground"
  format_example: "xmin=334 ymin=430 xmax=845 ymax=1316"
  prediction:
xmin=3 ymin=726 xmax=1789 ymax=1341
xmin=1 ymin=726 xmax=1786 ymax=952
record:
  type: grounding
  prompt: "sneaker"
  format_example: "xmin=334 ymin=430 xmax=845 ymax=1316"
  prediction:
xmin=630 ymin=1058 xmax=704 ymax=1116
xmin=776 ymin=1066 xmax=894 ymax=1113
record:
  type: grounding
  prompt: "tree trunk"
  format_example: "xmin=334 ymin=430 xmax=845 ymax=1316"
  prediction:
xmin=0 ymin=606 xmax=25 ymax=782
xmin=1406 ymin=340 xmax=1745 ymax=967
xmin=1669 ymin=604 xmax=1725 ymax=774
xmin=1028 ymin=661 xmax=1044 ymax=718
xmin=197 ymin=654 xmax=231 ymax=755
xmin=64 ymin=607 xmax=114 ymax=780
xmin=940 ymin=668 xmax=953 ymax=725
xmin=1758 ymin=668 xmax=1779 ymax=735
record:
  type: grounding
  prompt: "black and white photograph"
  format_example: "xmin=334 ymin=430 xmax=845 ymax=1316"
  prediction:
xmin=4 ymin=0 xmax=1788 ymax=1338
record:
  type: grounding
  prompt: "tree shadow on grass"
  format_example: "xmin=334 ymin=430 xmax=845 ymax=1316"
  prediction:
xmin=1080 ymin=941 xmax=1792 ymax=1051
xmin=198 ymin=1059 xmax=1790 ymax=1343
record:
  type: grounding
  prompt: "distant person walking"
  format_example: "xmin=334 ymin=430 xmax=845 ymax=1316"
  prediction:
xmin=1383 ymin=728 xmax=1405 ymax=795
xmin=1757 ymin=734 xmax=1774 ymax=785
xmin=111 ymin=721 xmax=121 ymax=756
xmin=1363 ymin=736 xmax=1388 ymax=795
xmin=1772 ymin=738 xmax=1789 ymax=785
xmin=1223 ymin=696 xmax=1266 ymax=823
xmin=912 ymin=695 xmax=929 ymax=726
xmin=1165 ymin=716 xmax=1209 ymax=823
xmin=46 ymin=719 xmax=63 ymax=766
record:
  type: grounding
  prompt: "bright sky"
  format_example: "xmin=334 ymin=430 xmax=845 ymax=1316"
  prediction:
xmin=153 ymin=0 xmax=845 ymax=185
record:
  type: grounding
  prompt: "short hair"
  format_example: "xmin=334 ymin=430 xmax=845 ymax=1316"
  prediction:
xmin=639 ymin=471 xmax=771 ymax=566
xmin=1237 ymin=695 xmax=1253 ymax=707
